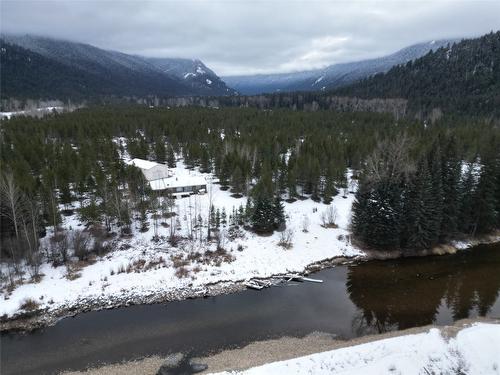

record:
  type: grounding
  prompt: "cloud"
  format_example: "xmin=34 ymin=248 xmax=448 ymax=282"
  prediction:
xmin=1 ymin=0 xmax=499 ymax=76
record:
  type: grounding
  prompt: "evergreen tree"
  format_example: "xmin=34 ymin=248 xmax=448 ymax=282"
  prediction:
xmin=166 ymin=146 xmax=176 ymax=168
xmin=273 ymin=196 xmax=286 ymax=230
xmin=199 ymin=147 xmax=211 ymax=173
xmin=231 ymin=166 xmax=245 ymax=196
xmin=286 ymin=164 xmax=297 ymax=199
xmin=439 ymin=137 xmax=461 ymax=240
xmin=251 ymin=196 xmax=275 ymax=233
xmin=277 ymin=154 xmax=287 ymax=196
xmin=322 ymin=164 xmax=338 ymax=204
xmin=458 ymin=163 xmax=477 ymax=235
xmin=221 ymin=207 xmax=227 ymax=227
xmin=427 ymin=144 xmax=443 ymax=245
xmin=404 ymin=159 xmax=436 ymax=250
xmin=473 ymin=157 xmax=498 ymax=235
xmin=215 ymin=208 xmax=221 ymax=228
xmin=209 ymin=205 xmax=216 ymax=229
xmin=154 ymin=138 xmax=166 ymax=163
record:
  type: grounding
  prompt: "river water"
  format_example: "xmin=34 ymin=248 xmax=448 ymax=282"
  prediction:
xmin=2 ymin=243 xmax=499 ymax=375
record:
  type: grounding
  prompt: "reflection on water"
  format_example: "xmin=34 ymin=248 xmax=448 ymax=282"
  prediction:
xmin=347 ymin=243 xmax=500 ymax=335
xmin=2 ymin=243 xmax=500 ymax=375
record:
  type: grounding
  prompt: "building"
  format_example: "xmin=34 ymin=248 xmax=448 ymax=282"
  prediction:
xmin=149 ymin=175 xmax=207 ymax=197
xmin=129 ymin=158 xmax=172 ymax=181
xmin=129 ymin=158 xmax=207 ymax=197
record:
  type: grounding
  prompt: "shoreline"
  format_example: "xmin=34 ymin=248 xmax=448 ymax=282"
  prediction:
xmin=60 ymin=317 xmax=500 ymax=375
xmin=1 ymin=234 xmax=498 ymax=333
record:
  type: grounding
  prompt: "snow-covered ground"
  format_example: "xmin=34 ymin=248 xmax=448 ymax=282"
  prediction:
xmin=213 ymin=323 xmax=500 ymax=375
xmin=0 ymin=106 xmax=64 ymax=119
xmin=0 ymin=161 xmax=363 ymax=320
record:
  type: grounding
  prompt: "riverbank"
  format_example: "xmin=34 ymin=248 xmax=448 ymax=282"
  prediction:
xmin=0 ymin=178 xmax=363 ymax=332
xmin=2 ymin=232 xmax=499 ymax=333
xmin=2 ymin=160 xmax=499 ymax=333
xmin=59 ymin=318 xmax=500 ymax=375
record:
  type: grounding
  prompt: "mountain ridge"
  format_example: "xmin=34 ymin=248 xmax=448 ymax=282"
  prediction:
xmin=223 ymin=39 xmax=460 ymax=95
xmin=334 ymin=31 xmax=500 ymax=117
xmin=0 ymin=34 xmax=236 ymax=101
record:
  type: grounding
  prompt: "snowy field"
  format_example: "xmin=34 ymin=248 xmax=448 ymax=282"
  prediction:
xmin=0 ymin=161 xmax=363 ymax=319
xmin=213 ymin=323 xmax=500 ymax=375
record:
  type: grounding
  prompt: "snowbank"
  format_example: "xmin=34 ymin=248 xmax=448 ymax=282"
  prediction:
xmin=213 ymin=323 xmax=500 ymax=375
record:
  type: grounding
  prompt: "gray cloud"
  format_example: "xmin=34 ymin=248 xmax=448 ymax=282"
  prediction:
xmin=1 ymin=0 xmax=499 ymax=76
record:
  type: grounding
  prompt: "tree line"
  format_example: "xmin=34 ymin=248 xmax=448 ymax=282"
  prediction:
xmin=1 ymin=106 xmax=498 ymax=274
xmin=352 ymin=134 xmax=500 ymax=252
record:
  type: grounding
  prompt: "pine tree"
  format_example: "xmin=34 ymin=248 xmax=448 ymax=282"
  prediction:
xmin=353 ymin=182 xmax=402 ymax=250
xmin=458 ymin=163 xmax=477 ymax=235
xmin=322 ymin=164 xmax=338 ymax=204
xmin=215 ymin=208 xmax=221 ymax=228
xmin=251 ymin=196 xmax=275 ymax=233
xmin=210 ymin=205 xmax=216 ymax=229
xmin=427 ymin=144 xmax=443 ymax=245
xmin=273 ymin=196 xmax=286 ymax=230
xmin=473 ymin=157 xmax=498 ymax=235
xmin=154 ymin=138 xmax=166 ymax=163
xmin=286 ymin=164 xmax=297 ymax=200
xmin=231 ymin=166 xmax=245 ymax=196
xmin=238 ymin=204 xmax=245 ymax=225
xmin=219 ymin=157 xmax=231 ymax=189
xmin=199 ymin=147 xmax=211 ymax=173
xmin=439 ymin=137 xmax=461 ymax=241
xmin=221 ymin=207 xmax=227 ymax=227
xmin=166 ymin=146 xmax=176 ymax=168
xmin=244 ymin=197 xmax=253 ymax=224
xmin=139 ymin=205 xmax=149 ymax=232
xmin=277 ymin=154 xmax=287 ymax=196
xmin=404 ymin=159 xmax=436 ymax=250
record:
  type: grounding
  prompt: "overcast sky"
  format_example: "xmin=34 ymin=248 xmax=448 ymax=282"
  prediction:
xmin=1 ymin=0 xmax=499 ymax=76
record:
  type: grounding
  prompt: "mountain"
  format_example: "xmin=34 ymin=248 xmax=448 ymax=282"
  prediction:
xmin=0 ymin=34 xmax=236 ymax=101
xmin=145 ymin=57 xmax=232 ymax=96
xmin=335 ymin=31 xmax=500 ymax=117
xmin=223 ymin=39 xmax=458 ymax=95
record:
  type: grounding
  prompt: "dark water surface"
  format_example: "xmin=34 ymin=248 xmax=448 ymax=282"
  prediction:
xmin=2 ymin=243 xmax=500 ymax=375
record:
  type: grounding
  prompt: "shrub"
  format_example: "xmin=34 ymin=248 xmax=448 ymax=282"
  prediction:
xmin=175 ymin=266 xmax=190 ymax=278
xmin=20 ymin=298 xmax=40 ymax=312
xmin=278 ymin=228 xmax=294 ymax=249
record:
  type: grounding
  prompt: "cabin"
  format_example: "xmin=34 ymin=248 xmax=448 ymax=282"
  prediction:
xmin=149 ymin=175 xmax=207 ymax=197
xmin=129 ymin=158 xmax=172 ymax=181
xmin=129 ymin=158 xmax=207 ymax=197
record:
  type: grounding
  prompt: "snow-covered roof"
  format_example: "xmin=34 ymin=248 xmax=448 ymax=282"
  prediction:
xmin=129 ymin=158 xmax=161 ymax=170
xmin=149 ymin=175 xmax=207 ymax=191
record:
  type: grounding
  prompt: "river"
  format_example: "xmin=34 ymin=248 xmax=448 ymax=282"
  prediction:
xmin=2 ymin=243 xmax=499 ymax=375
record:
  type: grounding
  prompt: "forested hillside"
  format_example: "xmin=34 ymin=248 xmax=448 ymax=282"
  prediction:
xmin=1 ymin=106 xmax=499 ymax=262
xmin=335 ymin=31 xmax=500 ymax=117
xmin=0 ymin=42 xmax=189 ymax=100
xmin=0 ymin=35 xmax=236 ymax=102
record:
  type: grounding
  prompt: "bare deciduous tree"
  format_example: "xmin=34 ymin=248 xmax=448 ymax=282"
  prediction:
xmin=321 ymin=205 xmax=338 ymax=228
xmin=0 ymin=173 xmax=23 ymax=239
xmin=364 ymin=134 xmax=414 ymax=186
xmin=301 ymin=215 xmax=310 ymax=233
xmin=72 ymin=230 xmax=91 ymax=260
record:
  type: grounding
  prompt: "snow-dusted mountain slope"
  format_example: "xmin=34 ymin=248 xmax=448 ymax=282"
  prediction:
xmin=223 ymin=39 xmax=459 ymax=95
xmin=1 ymin=34 xmax=236 ymax=98
xmin=146 ymin=57 xmax=235 ymax=95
